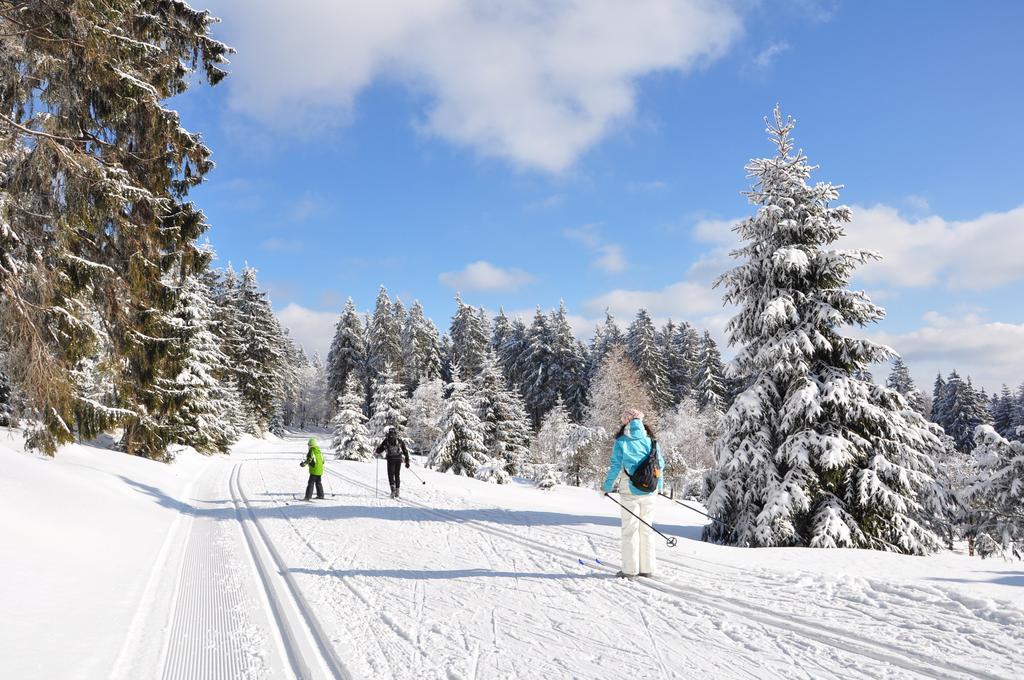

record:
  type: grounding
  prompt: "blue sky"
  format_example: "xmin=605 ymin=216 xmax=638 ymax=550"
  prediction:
xmin=176 ymin=0 xmax=1024 ymax=391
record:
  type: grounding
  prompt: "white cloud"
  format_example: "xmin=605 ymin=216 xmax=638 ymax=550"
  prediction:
xmin=584 ymin=280 xmax=722 ymax=320
xmin=564 ymin=224 xmax=628 ymax=273
xmin=844 ymin=204 xmax=1024 ymax=290
xmin=207 ymin=0 xmax=742 ymax=172
xmin=439 ymin=261 xmax=535 ymax=292
xmin=752 ymin=41 xmax=789 ymax=69
xmin=275 ymin=302 xmax=337 ymax=358
xmin=869 ymin=313 xmax=1024 ymax=392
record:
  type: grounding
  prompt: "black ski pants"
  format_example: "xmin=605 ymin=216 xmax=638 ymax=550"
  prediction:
xmin=304 ymin=474 xmax=324 ymax=500
xmin=386 ymin=459 xmax=402 ymax=490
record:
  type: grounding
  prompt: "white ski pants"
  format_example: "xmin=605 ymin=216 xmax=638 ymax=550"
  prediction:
xmin=619 ymin=481 xmax=657 ymax=576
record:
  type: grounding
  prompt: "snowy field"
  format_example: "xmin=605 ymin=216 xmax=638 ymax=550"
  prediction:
xmin=2 ymin=430 xmax=1022 ymax=680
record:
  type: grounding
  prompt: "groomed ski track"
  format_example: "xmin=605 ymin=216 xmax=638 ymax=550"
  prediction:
xmin=225 ymin=436 xmax=1022 ymax=680
xmin=115 ymin=436 xmax=1023 ymax=679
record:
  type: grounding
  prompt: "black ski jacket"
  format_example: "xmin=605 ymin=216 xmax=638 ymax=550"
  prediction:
xmin=376 ymin=437 xmax=409 ymax=464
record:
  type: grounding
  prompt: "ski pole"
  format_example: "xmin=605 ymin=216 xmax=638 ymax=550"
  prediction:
xmin=375 ymin=454 xmax=380 ymax=498
xmin=604 ymin=493 xmax=677 ymax=547
xmin=658 ymin=493 xmax=726 ymax=525
xmin=408 ymin=465 xmax=427 ymax=485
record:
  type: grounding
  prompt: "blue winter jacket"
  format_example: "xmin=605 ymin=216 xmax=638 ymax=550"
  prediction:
xmin=601 ymin=419 xmax=664 ymax=495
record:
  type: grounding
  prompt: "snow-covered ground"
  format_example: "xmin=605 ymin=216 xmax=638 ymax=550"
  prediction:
xmin=2 ymin=430 xmax=1022 ymax=679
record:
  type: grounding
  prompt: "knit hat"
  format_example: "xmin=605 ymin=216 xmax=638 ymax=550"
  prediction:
xmin=620 ymin=409 xmax=644 ymax=425
xmin=308 ymin=438 xmax=317 ymax=447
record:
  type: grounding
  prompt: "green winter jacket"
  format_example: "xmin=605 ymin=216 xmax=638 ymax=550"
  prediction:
xmin=305 ymin=440 xmax=324 ymax=476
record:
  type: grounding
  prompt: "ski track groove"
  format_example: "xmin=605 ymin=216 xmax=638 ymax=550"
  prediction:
xmin=322 ymin=465 xmax=1007 ymax=680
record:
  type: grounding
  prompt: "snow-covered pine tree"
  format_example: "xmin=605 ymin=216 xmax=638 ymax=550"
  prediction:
xmin=963 ymin=425 xmax=1023 ymax=558
xmin=549 ymin=301 xmax=589 ymax=420
xmin=163 ymin=273 xmax=239 ymax=453
xmin=497 ymin=317 xmax=530 ymax=392
xmin=331 ymin=376 xmax=373 ymax=461
xmin=368 ymin=287 xmax=402 ymax=386
xmin=326 ymin=298 xmax=367 ymax=403
xmin=671 ymin=321 xmax=702 ymax=400
xmin=229 ymin=267 xmax=288 ymax=429
xmin=0 ymin=1 xmax=229 ymax=454
xmin=991 ymin=385 xmax=1015 ymax=438
xmin=492 ymin=308 xmax=513 ymax=355
xmin=400 ymin=300 xmax=442 ymax=392
xmin=523 ymin=307 xmax=556 ymax=426
xmin=407 ymin=378 xmax=445 ymax=456
xmin=428 ymin=363 xmax=490 ymax=478
xmin=439 ymin=333 xmax=454 ymax=383
xmin=1013 ymin=383 xmax=1024 ymax=441
xmin=932 ymin=373 xmax=948 ymax=428
xmin=589 ymin=311 xmax=625 ymax=380
xmin=448 ymin=294 xmax=491 ymax=379
xmin=626 ymin=309 xmax=673 ymax=410
xmin=886 ymin=356 xmax=925 ymax=414
xmin=705 ymin=108 xmax=947 ymax=555
xmin=940 ymin=372 xmax=992 ymax=452
xmin=475 ymin=351 xmax=532 ymax=475
xmin=695 ymin=331 xmax=727 ymax=413
xmin=367 ymin=363 xmax=410 ymax=448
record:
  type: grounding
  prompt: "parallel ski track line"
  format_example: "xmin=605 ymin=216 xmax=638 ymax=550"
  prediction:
xmin=238 ymin=459 xmax=417 ymax=680
xmin=229 ymin=463 xmax=352 ymax=680
xmin=322 ymin=466 xmax=1006 ymax=680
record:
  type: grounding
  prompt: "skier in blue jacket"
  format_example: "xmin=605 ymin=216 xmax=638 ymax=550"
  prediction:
xmin=602 ymin=409 xmax=664 ymax=579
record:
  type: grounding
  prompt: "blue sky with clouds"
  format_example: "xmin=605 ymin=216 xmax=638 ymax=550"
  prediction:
xmin=175 ymin=1 xmax=1024 ymax=391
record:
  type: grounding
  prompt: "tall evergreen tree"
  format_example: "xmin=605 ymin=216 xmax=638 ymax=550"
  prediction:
xmin=162 ymin=273 xmax=238 ymax=453
xmin=448 ymin=294 xmax=491 ymax=379
xmin=626 ymin=309 xmax=673 ymax=410
xmin=705 ymin=108 xmax=946 ymax=555
xmin=886 ymin=356 xmax=925 ymax=414
xmin=932 ymin=373 xmax=948 ymax=428
xmin=589 ymin=310 xmax=625 ymax=376
xmin=368 ymin=287 xmax=402 ymax=384
xmin=963 ymin=425 xmax=1024 ymax=557
xmin=991 ymin=385 xmax=1015 ymax=438
xmin=330 ymin=376 xmax=373 ymax=461
xmin=522 ymin=307 xmax=556 ymax=426
xmin=400 ymin=300 xmax=442 ymax=392
xmin=0 ymin=2 xmax=229 ymax=454
xmin=695 ymin=331 xmax=727 ymax=413
xmin=229 ymin=267 xmax=288 ymax=429
xmin=548 ymin=301 xmax=588 ymax=420
xmin=497 ymin=317 xmax=530 ymax=392
xmin=326 ymin=298 xmax=367 ymax=402
xmin=940 ymin=372 xmax=991 ymax=452
xmin=475 ymin=351 xmax=532 ymax=475
xmin=428 ymin=363 xmax=489 ymax=477
xmin=492 ymin=308 xmax=513 ymax=355
xmin=367 ymin=363 xmax=409 ymax=447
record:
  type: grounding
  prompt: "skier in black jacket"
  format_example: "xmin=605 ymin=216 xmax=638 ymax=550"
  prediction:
xmin=376 ymin=428 xmax=410 ymax=498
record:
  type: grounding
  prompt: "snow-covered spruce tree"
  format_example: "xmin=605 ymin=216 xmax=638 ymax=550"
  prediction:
xmin=428 ymin=363 xmax=490 ymax=478
xmin=589 ymin=311 xmax=625 ymax=379
xmin=705 ymin=108 xmax=948 ymax=554
xmin=368 ymin=287 xmax=402 ymax=387
xmin=492 ymin=308 xmax=513 ymax=356
xmin=0 ymin=2 xmax=229 ymax=455
xmin=938 ymin=372 xmax=992 ymax=452
xmin=449 ymin=294 xmax=491 ymax=379
xmin=400 ymin=300 xmax=442 ymax=393
xmin=991 ymin=385 xmax=1016 ymax=439
xmin=407 ymin=378 xmax=445 ymax=456
xmin=326 ymin=298 xmax=367 ymax=402
xmin=931 ymin=373 xmax=948 ymax=428
xmin=497 ymin=317 xmax=529 ymax=393
xmin=695 ymin=331 xmax=727 ymax=413
xmin=475 ymin=351 xmax=532 ymax=475
xmin=549 ymin=301 xmax=590 ymax=421
xmin=522 ymin=307 xmax=556 ymax=426
xmin=626 ymin=309 xmax=673 ymax=410
xmin=228 ymin=267 xmax=288 ymax=430
xmin=886 ymin=357 xmax=925 ymax=414
xmin=330 ymin=377 xmax=373 ymax=461
xmin=367 ymin=363 xmax=410 ymax=447
xmin=1013 ymin=383 xmax=1024 ymax=441
xmin=162 ymin=273 xmax=239 ymax=453
xmin=963 ymin=425 xmax=1024 ymax=558
xmin=0 ymin=365 xmax=13 ymax=426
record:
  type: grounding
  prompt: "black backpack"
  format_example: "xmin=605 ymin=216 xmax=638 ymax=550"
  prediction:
xmin=625 ymin=441 xmax=662 ymax=493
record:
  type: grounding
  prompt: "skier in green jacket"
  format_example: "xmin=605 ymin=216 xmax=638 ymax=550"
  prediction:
xmin=300 ymin=437 xmax=325 ymax=500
